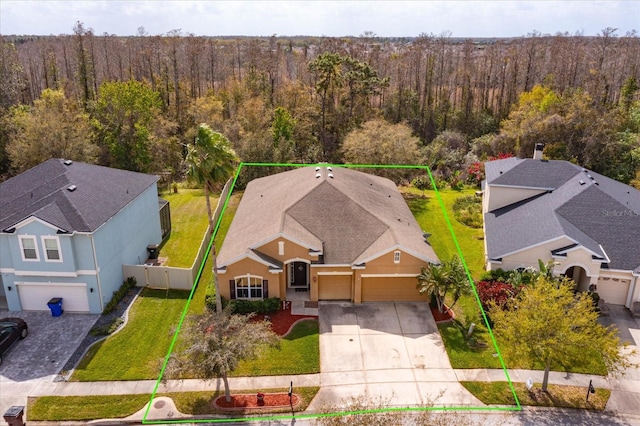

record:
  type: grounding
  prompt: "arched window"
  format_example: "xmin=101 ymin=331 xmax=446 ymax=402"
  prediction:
xmin=235 ymin=275 xmax=264 ymax=299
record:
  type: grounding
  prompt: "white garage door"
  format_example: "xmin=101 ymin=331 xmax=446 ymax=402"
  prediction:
xmin=17 ymin=282 xmax=90 ymax=313
xmin=596 ymin=277 xmax=631 ymax=305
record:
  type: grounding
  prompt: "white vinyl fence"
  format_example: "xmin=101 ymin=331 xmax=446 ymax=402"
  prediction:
xmin=122 ymin=178 xmax=233 ymax=290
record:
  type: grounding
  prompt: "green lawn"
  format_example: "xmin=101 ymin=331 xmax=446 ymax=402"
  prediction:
xmin=461 ymin=381 xmax=610 ymax=410
xmin=27 ymin=387 xmax=320 ymax=421
xmin=232 ymin=319 xmax=320 ymax=376
xmin=402 ymin=186 xmax=484 ymax=278
xmin=159 ymin=189 xmax=210 ymax=267
xmin=71 ymin=288 xmax=191 ymax=381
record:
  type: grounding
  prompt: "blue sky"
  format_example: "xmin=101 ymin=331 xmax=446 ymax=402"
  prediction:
xmin=1 ymin=1 xmax=638 ymax=37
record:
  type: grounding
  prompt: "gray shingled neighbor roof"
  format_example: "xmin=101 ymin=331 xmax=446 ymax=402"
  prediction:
xmin=484 ymin=158 xmax=640 ymax=272
xmin=0 ymin=159 xmax=159 ymax=233
xmin=217 ymin=167 xmax=439 ymax=267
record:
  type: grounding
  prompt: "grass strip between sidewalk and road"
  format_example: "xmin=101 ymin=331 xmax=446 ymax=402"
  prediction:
xmin=27 ymin=387 xmax=320 ymax=421
xmin=460 ymin=381 xmax=611 ymax=411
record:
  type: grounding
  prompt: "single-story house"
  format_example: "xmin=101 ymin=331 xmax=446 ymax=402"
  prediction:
xmin=216 ymin=166 xmax=439 ymax=303
xmin=0 ymin=159 xmax=168 ymax=314
xmin=482 ymin=145 xmax=640 ymax=307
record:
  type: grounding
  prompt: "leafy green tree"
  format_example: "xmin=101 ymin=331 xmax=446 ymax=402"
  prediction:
xmin=185 ymin=124 xmax=238 ymax=313
xmin=92 ymin=80 xmax=163 ymax=172
xmin=417 ymin=255 xmax=471 ymax=313
xmin=166 ymin=308 xmax=278 ymax=402
xmin=489 ymin=277 xmax=635 ymax=391
xmin=5 ymin=89 xmax=96 ymax=173
xmin=341 ymin=119 xmax=422 ymax=178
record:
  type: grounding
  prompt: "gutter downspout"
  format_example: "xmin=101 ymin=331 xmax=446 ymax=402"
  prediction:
xmin=628 ymin=272 xmax=640 ymax=308
xmin=89 ymin=234 xmax=105 ymax=312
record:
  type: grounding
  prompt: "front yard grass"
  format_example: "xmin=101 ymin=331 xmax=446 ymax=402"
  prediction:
xmin=232 ymin=319 xmax=320 ymax=376
xmin=159 ymin=188 xmax=210 ymax=267
xmin=27 ymin=387 xmax=320 ymax=421
xmin=461 ymin=381 xmax=610 ymax=410
xmin=71 ymin=288 xmax=191 ymax=381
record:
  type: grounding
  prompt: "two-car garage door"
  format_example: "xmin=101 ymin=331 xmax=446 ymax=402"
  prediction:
xmin=17 ymin=282 xmax=90 ymax=313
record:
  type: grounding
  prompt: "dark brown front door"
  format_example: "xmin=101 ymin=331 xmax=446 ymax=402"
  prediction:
xmin=291 ymin=262 xmax=307 ymax=287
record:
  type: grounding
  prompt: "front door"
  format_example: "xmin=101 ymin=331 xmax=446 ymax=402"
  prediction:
xmin=290 ymin=262 xmax=308 ymax=287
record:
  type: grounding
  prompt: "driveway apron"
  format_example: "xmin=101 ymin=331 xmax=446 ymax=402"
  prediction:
xmin=310 ymin=302 xmax=482 ymax=411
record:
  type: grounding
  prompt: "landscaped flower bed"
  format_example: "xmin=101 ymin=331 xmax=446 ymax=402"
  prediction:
xmin=214 ymin=392 xmax=300 ymax=411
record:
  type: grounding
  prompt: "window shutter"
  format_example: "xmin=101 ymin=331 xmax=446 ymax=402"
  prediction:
xmin=263 ymin=280 xmax=269 ymax=298
xmin=229 ymin=280 xmax=236 ymax=300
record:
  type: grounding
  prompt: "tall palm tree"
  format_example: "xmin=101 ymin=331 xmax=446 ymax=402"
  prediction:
xmin=186 ymin=124 xmax=238 ymax=313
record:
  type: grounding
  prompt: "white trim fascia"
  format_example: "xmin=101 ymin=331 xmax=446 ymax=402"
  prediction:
xmin=249 ymin=232 xmax=321 ymax=253
xmin=355 ymin=244 xmax=437 ymax=266
xmin=488 ymin=183 xmax=555 ymax=191
xmin=360 ymin=273 xmax=419 ymax=278
xmin=599 ymin=268 xmax=635 ymax=275
xmin=283 ymin=258 xmax=312 ymax=265
xmin=269 ymin=269 xmax=283 ymax=274
xmin=9 ymin=216 xmax=66 ymax=233
xmin=16 ymin=281 xmax=87 ymax=287
xmin=311 ymin=264 xmax=351 ymax=268
xmin=494 ymin=235 xmax=570 ymax=259
xmin=557 ymin=262 xmax=596 ymax=278
xmin=14 ymin=270 xmax=78 ymax=278
xmin=219 ymin=252 xmax=280 ymax=269
xmin=316 ymin=271 xmax=353 ymax=276
xmin=552 ymin=243 xmax=609 ymax=263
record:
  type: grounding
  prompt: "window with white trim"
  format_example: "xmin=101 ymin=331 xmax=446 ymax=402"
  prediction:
xmin=42 ymin=236 xmax=62 ymax=261
xmin=394 ymin=251 xmax=401 ymax=263
xmin=235 ymin=275 xmax=263 ymax=299
xmin=19 ymin=236 xmax=39 ymax=261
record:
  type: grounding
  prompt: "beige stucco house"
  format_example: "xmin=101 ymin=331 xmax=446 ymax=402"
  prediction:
xmin=216 ymin=166 xmax=439 ymax=303
xmin=482 ymin=146 xmax=640 ymax=307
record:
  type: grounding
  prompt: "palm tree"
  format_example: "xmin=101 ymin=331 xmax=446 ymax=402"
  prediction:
xmin=185 ymin=124 xmax=238 ymax=313
xmin=416 ymin=255 xmax=471 ymax=313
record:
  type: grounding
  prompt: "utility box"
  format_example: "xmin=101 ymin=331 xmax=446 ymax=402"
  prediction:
xmin=3 ymin=406 xmax=24 ymax=426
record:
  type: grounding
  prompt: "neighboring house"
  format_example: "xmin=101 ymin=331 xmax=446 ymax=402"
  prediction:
xmin=0 ymin=159 xmax=167 ymax=314
xmin=482 ymin=145 xmax=640 ymax=307
xmin=217 ymin=166 xmax=439 ymax=303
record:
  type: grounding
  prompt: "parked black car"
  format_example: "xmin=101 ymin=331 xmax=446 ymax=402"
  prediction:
xmin=0 ymin=317 xmax=28 ymax=364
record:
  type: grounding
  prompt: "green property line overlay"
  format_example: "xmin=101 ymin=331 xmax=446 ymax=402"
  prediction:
xmin=143 ymin=162 xmax=520 ymax=424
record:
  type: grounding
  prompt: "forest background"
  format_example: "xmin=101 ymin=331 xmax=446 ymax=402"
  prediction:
xmin=1 ymin=26 xmax=639 ymax=189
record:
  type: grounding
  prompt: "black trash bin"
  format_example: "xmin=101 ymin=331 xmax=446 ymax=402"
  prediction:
xmin=47 ymin=297 xmax=63 ymax=317
xmin=147 ymin=244 xmax=159 ymax=260
xmin=3 ymin=406 xmax=25 ymax=426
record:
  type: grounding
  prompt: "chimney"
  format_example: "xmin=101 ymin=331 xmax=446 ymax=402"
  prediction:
xmin=533 ymin=143 xmax=544 ymax=160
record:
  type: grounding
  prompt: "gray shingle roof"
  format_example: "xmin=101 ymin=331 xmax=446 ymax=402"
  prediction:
xmin=0 ymin=159 xmax=159 ymax=232
xmin=484 ymin=159 xmax=640 ymax=272
xmin=217 ymin=167 xmax=439 ymax=267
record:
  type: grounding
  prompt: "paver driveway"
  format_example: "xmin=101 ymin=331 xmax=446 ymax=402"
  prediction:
xmin=310 ymin=302 xmax=482 ymax=410
xmin=0 ymin=310 xmax=98 ymax=418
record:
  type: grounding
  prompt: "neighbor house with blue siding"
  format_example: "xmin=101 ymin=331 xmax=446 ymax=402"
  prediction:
xmin=0 ymin=159 xmax=166 ymax=314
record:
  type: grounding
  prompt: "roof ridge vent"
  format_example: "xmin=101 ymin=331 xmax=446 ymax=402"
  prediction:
xmin=579 ymin=179 xmax=586 ymax=185
xmin=67 ymin=184 xmax=77 ymax=192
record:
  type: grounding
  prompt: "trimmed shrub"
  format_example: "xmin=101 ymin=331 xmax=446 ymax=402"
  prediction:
xmin=227 ymin=297 xmax=281 ymax=315
xmin=411 ymin=175 xmax=431 ymax=191
xmin=103 ymin=276 xmax=136 ymax=315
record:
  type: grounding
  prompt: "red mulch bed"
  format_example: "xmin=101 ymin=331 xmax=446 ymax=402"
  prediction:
xmin=252 ymin=305 xmax=316 ymax=336
xmin=215 ymin=393 xmax=300 ymax=409
xmin=430 ymin=305 xmax=455 ymax=322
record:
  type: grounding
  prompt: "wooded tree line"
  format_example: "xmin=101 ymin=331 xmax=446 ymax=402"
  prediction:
xmin=1 ymin=26 xmax=639 ymax=188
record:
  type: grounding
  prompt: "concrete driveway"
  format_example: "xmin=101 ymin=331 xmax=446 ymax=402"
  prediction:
xmin=309 ymin=302 xmax=482 ymax=411
xmin=0 ymin=310 xmax=98 ymax=418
